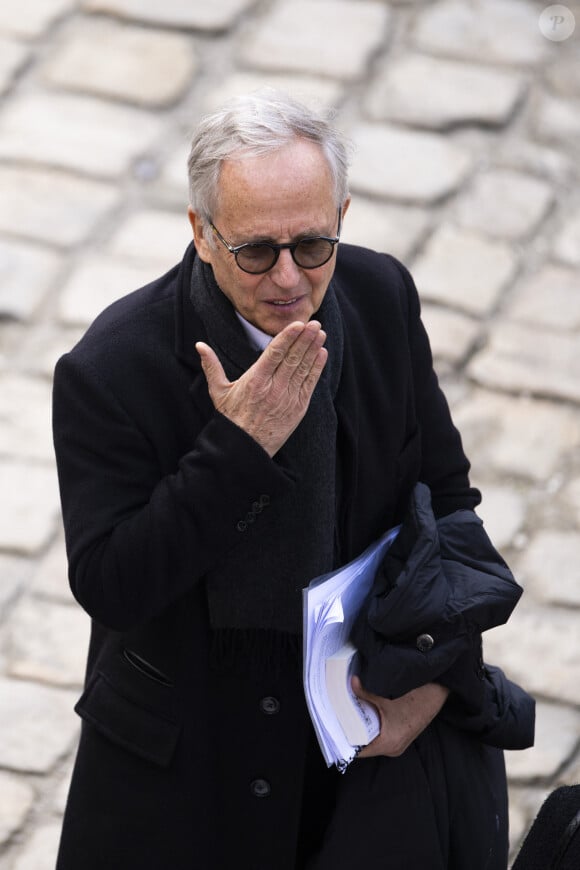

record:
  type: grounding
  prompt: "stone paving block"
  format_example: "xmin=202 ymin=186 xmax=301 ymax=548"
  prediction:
xmin=505 ymin=264 xmax=580 ymax=330
xmin=83 ymin=0 xmax=255 ymax=30
xmin=411 ymin=225 xmax=517 ymax=316
xmin=497 ymin=137 xmax=572 ymax=185
xmin=476 ymin=484 xmax=526 ymax=551
xmin=0 ymin=93 xmax=162 ymax=178
xmin=0 ymin=0 xmax=73 ymax=38
xmin=341 ymin=196 xmax=429 ymax=262
xmin=0 ymin=239 xmax=61 ymax=321
xmin=14 ymin=326 xmax=84 ymax=379
xmin=0 ymin=374 xmax=54 ymax=462
xmin=203 ymin=72 xmax=344 ymax=115
xmin=546 ymin=55 xmax=580 ymax=99
xmin=412 ymin=0 xmax=550 ymax=66
xmin=0 ymin=555 xmax=32 ymax=612
xmin=0 ymin=771 xmax=34 ymax=845
xmin=0 ymin=460 xmax=61 ymax=555
xmin=553 ymin=206 xmax=580 ymax=266
xmin=0 ymin=166 xmax=118 ymax=247
xmin=0 ymin=322 xmax=22 ymax=371
xmin=562 ymin=476 xmax=580 ymax=526
xmin=0 ymin=678 xmax=78 ymax=772
xmin=508 ymin=792 xmax=528 ymax=857
xmin=31 ymin=536 xmax=71 ymax=602
xmin=57 ymin=255 xmax=159 ymax=326
xmin=559 ymin=750 xmax=580 ymax=786
xmin=364 ymin=54 xmax=525 ymax=130
xmin=108 ymin=209 xmax=191 ymax=269
xmin=534 ymin=93 xmax=580 ymax=146
xmin=349 ymin=124 xmax=472 ymax=205
xmin=0 ymin=37 xmax=30 ymax=93
xmin=7 ymin=597 xmax=88 ymax=687
xmin=42 ymin=18 xmax=198 ymax=108
xmin=518 ymin=530 xmax=580 ymax=607
xmin=453 ymin=389 xmax=580 ymax=482
xmin=239 ymin=0 xmax=391 ymax=81
xmin=454 ymin=169 xmax=553 ymax=240
xmin=158 ymin=142 xmax=189 ymax=203
xmin=420 ymin=305 xmax=480 ymax=366
xmin=468 ymin=322 xmax=580 ymax=405
xmin=484 ymin=602 xmax=580 ymax=706
xmin=505 ymin=701 xmax=580 ymax=781
xmin=11 ymin=822 xmax=62 ymax=870
xmin=53 ymin=758 xmax=74 ymax=814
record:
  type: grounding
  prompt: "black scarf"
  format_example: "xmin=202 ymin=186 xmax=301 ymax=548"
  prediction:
xmin=190 ymin=257 xmax=343 ymax=634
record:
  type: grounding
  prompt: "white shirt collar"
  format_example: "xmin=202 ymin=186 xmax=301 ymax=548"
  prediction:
xmin=235 ymin=312 xmax=272 ymax=352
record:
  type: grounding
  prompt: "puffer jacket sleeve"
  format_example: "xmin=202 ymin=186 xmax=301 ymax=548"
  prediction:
xmin=351 ymin=483 xmax=535 ymax=748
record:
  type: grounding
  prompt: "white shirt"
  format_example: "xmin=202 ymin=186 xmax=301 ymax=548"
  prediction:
xmin=235 ymin=312 xmax=272 ymax=353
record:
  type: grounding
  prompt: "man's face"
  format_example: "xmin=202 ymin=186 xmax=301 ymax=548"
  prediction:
xmin=189 ymin=139 xmax=348 ymax=336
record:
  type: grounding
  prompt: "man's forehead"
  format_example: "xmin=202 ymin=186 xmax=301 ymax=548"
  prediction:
xmin=218 ymin=141 xmax=332 ymax=188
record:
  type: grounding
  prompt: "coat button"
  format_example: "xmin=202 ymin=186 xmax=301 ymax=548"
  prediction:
xmin=259 ymin=696 xmax=280 ymax=715
xmin=250 ymin=779 xmax=271 ymax=798
xmin=236 ymin=520 xmax=247 ymax=532
xmin=416 ymin=633 xmax=434 ymax=652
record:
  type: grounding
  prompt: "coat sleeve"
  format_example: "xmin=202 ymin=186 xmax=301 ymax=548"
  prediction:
xmin=386 ymin=260 xmax=532 ymax=738
xmin=393 ymin=257 xmax=480 ymax=518
xmin=52 ymin=352 xmax=295 ymax=632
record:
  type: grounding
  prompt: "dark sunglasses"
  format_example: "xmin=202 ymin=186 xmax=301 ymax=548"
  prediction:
xmin=208 ymin=208 xmax=343 ymax=275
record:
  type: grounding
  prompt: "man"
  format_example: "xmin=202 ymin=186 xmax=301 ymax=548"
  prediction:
xmin=52 ymin=91 xmax=533 ymax=869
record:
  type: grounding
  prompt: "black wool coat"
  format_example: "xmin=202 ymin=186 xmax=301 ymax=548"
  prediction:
xmin=53 ymin=242 xmax=515 ymax=869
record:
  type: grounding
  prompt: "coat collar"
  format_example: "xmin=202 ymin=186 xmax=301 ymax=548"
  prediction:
xmin=174 ymin=241 xmax=206 ymax=372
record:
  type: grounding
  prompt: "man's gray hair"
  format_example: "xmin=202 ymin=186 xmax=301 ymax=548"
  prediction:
xmin=187 ymin=90 xmax=351 ymax=219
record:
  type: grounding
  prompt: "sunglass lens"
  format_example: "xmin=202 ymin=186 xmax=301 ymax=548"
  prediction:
xmin=294 ymin=239 xmax=334 ymax=268
xmin=236 ymin=245 xmax=276 ymax=274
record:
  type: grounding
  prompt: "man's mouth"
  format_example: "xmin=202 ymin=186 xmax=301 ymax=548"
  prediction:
xmin=270 ymin=297 xmax=299 ymax=306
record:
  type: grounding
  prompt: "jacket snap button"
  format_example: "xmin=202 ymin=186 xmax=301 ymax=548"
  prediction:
xmin=250 ymin=778 xmax=271 ymax=798
xmin=259 ymin=696 xmax=280 ymax=715
xmin=416 ymin=633 xmax=434 ymax=653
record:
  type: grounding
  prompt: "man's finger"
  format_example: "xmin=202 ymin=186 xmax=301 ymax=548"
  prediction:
xmin=297 ymin=346 xmax=328 ymax=396
xmin=264 ymin=320 xmax=326 ymax=375
xmin=260 ymin=321 xmax=309 ymax=371
xmin=196 ymin=342 xmax=230 ymax=395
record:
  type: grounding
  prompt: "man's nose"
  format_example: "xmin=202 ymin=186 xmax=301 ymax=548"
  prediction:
xmin=270 ymin=248 xmax=301 ymax=287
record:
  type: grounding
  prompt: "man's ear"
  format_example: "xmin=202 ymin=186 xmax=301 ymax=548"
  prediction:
xmin=187 ymin=208 xmax=212 ymax=263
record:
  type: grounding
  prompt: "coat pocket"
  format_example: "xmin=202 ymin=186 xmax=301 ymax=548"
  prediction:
xmin=75 ymin=671 xmax=181 ymax=767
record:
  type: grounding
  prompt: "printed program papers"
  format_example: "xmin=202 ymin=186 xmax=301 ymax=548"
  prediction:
xmin=302 ymin=526 xmax=400 ymax=771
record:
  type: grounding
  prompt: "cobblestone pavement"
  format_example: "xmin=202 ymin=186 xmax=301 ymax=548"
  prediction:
xmin=1 ymin=0 xmax=579 ymax=866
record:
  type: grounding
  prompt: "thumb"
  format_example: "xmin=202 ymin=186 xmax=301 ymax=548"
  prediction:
xmin=195 ymin=342 xmax=230 ymax=398
xmin=351 ymin=675 xmax=375 ymax=704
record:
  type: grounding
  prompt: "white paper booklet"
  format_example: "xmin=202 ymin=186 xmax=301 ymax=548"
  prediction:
xmin=302 ymin=526 xmax=400 ymax=772
xmin=325 ymin=642 xmax=379 ymax=746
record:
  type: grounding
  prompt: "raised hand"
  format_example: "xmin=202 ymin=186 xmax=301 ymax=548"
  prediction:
xmin=196 ymin=320 xmax=328 ymax=457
